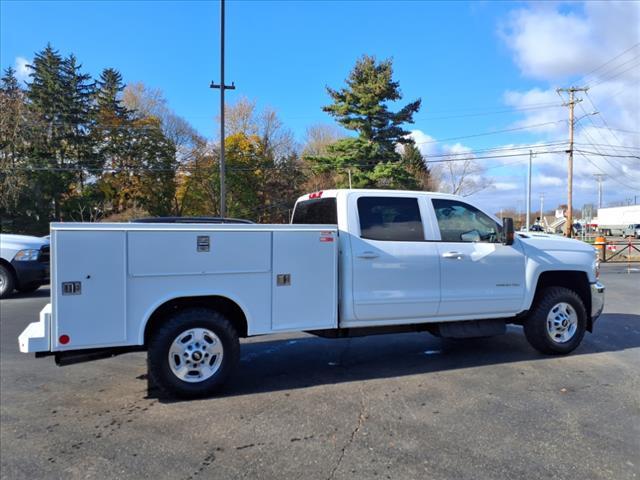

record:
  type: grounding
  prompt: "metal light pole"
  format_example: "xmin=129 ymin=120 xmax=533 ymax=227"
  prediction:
xmin=210 ymin=0 xmax=235 ymax=217
xmin=525 ymin=150 xmax=534 ymax=231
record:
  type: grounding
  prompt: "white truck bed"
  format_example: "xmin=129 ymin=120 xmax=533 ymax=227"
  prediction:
xmin=20 ymin=223 xmax=338 ymax=353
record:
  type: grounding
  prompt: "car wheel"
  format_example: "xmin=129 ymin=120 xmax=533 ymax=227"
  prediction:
xmin=148 ymin=308 xmax=240 ymax=399
xmin=0 ymin=264 xmax=16 ymax=299
xmin=524 ymin=287 xmax=587 ymax=355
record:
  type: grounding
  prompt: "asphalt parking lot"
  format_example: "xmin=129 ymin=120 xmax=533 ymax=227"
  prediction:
xmin=1 ymin=264 xmax=639 ymax=480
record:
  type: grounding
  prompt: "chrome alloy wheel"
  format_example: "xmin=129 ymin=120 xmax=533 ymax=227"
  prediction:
xmin=546 ymin=302 xmax=578 ymax=344
xmin=168 ymin=328 xmax=224 ymax=383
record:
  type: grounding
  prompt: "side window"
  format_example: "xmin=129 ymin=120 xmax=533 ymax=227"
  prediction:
xmin=357 ymin=197 xmax=424 ymax=242
xmin=432 ymin=199 xmax=501 ymax=243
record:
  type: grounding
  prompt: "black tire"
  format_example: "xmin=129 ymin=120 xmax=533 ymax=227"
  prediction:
xmin=524 ymin=287 xmax=587 ymax=355
xmin=148 ymin=308 xmax=240 ymax=399
xmin=16 ymin=283 xmax=40 ymax=294
xmin=0 ymin=264 xmax=16 ymax=299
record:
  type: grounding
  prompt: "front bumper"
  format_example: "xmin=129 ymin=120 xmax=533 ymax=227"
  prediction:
xmin=11 ymin=259 xmax=49 ymax=288
xmin=590 ymin=281 xmax=605 ymax=323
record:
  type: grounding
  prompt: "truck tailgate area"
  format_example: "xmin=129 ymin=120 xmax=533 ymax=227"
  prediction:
xmin=20 ymin=224 xmax=338 ymax=353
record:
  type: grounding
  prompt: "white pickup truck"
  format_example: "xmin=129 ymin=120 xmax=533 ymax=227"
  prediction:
xmin=19 ymin=189 xmax=605 ymax=398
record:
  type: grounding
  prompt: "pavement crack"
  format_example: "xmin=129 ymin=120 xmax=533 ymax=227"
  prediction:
xmin=327 ymin=385 xmax=367 ymax=480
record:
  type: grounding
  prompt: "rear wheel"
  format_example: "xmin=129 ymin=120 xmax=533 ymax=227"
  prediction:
xmin=148 ymin=308 xmax=240 ymax=399
xmin=0 ymin=264 xmax=16 ymax=299
xmin=524 ymin=287 xmax=587 ymax=355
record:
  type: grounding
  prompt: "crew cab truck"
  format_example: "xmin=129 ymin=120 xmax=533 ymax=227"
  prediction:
xmin=19 ymin=189 xmax=605 ymax=398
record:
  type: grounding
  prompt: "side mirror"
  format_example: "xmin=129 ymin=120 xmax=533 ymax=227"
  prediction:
xmin=503 ymin=217 xmax=515 ymax=245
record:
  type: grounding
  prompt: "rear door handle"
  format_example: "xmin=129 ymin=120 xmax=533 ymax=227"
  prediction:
xmin=357 ymin=251 xmax=379 ymax=259
xmin=442 ymin=251 xmax=466 ymax=260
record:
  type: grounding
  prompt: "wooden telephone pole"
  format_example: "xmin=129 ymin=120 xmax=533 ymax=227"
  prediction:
xmin=557 ymin=86 xmax=588 ymax=237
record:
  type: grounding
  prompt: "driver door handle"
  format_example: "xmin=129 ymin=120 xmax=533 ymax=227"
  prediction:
xmin=357 ymin=251 xmax=379 ymax=259
xmin=442 ymin=251 xmax=466 ymax=260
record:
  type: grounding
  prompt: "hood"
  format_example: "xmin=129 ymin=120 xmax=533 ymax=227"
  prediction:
xmin=0 ymin=234 xmax=49 ymax=251
xmin=516 ymin=232 xmax=594 ymax=253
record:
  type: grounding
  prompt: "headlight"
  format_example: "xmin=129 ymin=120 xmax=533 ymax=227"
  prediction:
xmin=592 ymin=249 xmax=600 ymax=279
xmin=14 ymin=249 xmax=40 ymax=261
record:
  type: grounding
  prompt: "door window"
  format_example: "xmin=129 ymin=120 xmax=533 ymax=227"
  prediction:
xmin=432 ymin=199 xmax=501 ymax=243
xmin=357 ymin=197 xmax=424 ymax=241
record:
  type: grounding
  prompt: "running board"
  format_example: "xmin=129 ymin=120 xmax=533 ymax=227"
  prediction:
xmin=54 ymin=346 xmax=143 ymax=366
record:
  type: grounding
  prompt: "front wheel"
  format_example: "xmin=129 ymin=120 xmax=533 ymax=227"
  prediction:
xmin=0 ymin=264 xmax=16 ymax=299
xmin=148 ymin=308 xmax=240 ymax=399
xmin=524 ymin=287 xmax=587 ymax=355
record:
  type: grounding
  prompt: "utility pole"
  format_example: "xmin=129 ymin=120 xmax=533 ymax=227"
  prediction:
xmin=525 ymin=150 xmax=534 ymax=231
xmin=557 ymin=86 xmax=588 ymax=237
xmin=210 ymin=0 xmax=236 ymax=217
xmin=593 ymin=174 xmax=606 ymax=209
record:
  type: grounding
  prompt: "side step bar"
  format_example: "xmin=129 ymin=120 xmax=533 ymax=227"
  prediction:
xmin=54 ymin=346 xmax=143 ymax=366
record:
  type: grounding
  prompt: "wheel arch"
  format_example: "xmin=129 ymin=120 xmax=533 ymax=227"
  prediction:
xmin=0 ymin=258 xmax=17 ymax=278
xmin=143 ymin=294 xmax=249 ymax=346
xmin=532 ymin=270 xmax=593 ymax=331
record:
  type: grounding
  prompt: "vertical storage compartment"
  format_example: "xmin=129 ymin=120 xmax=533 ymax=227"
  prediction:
xmin=53 ymin=230 xmax=127 ymax=349
xmin=271 ymin=230 xmax=338 ymax=331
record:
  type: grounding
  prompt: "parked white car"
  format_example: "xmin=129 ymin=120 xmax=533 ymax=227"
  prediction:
xmin=0 ymin=234 xmax=50 ymax=298
xmin=623 ymin=224 xmax=640 ymax=239
xmin=19 ymin=189 xmax=604 ymax=398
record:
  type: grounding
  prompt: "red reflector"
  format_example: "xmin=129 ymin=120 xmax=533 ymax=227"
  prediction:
xmin=309 ymin=191 xmax=323 ymax=199
xmin=320 ymin=237 xmax=334 ymax=242
xmin=59 ymin=335 xmax=70 ymax=345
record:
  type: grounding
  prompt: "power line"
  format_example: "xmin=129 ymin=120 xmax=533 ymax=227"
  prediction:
xmin=412 ymin=103 xmax=563 ymax=121
xmin=577 ymin=151 xmax=640 ymax=191
xmin=574 ymin=149 xmax=640 ymax=159
xmin=590 ymin=61 xmax=640 ymax=88
xmin=580 ymin=42 xmax=640 ymax=84
xmin=0 ymin=149 xmax=571 ymax=174
xmin=413 ymin=120 xmax=567 ymax=146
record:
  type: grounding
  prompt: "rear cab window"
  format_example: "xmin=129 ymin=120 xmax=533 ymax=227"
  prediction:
xmin=357 ymin=196 xmax=424 ymax=241
xmin=291 ymin=198 xmax=337 ymax=224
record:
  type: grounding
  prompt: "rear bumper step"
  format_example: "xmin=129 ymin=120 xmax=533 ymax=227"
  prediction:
xmin=19 ymin=304 xmax=51 ymax=353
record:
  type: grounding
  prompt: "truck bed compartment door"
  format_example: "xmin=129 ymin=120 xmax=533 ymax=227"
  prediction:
xmin=271 ymin=230 xmax=338 ymax=331
xmin=53 ymin=230 xmax=127 ymax=349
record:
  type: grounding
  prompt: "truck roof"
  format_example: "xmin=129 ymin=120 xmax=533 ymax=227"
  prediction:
xmin=296 ymin=189 xmax=460 ymax=202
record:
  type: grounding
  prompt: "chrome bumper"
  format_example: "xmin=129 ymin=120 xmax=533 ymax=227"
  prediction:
xmin=590 ymin=281 xmax=605 ymax=321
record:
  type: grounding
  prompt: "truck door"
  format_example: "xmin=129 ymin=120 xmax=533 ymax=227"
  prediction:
xmin=430 ymin=198 xmax=526 ymax=317
xmin=350 ymin=194 xmax=440 ymax=322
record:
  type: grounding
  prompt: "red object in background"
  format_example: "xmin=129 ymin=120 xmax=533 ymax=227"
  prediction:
xmin=309 ymin=191 xmax=323 ymax=199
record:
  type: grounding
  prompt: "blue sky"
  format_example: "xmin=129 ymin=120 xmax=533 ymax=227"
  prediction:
xmin=2 ymin=1 xmax=639 ymax=212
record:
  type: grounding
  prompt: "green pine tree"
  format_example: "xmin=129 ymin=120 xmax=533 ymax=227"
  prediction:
xmin=307 ymin=55 xmax=421 ymax=189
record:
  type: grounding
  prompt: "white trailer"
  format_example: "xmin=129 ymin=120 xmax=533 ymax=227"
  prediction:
xmin=20 ymin=189 xmax=605 ymax=398
xmin=595 ymin=205 xmax=640 ymax=236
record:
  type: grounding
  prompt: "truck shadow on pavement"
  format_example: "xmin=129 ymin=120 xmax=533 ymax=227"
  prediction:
xmin=147 ymin=312 xmax=640 ymax=402
xmin=4 ymin=287 xmax=51 ymax=299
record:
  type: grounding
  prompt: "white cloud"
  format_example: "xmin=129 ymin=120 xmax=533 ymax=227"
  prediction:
xmin=493 ymin=182 xmax=519 ymax=191
xmin=498 ymin=1 xmax=640 ymax=210
xmin=14 ymin=57 xmax=30 ymax=83
xmin=500 ymin=2 xmax=640 ymax=80
xmin=408 ymin=129 xmax=438 ymax=156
